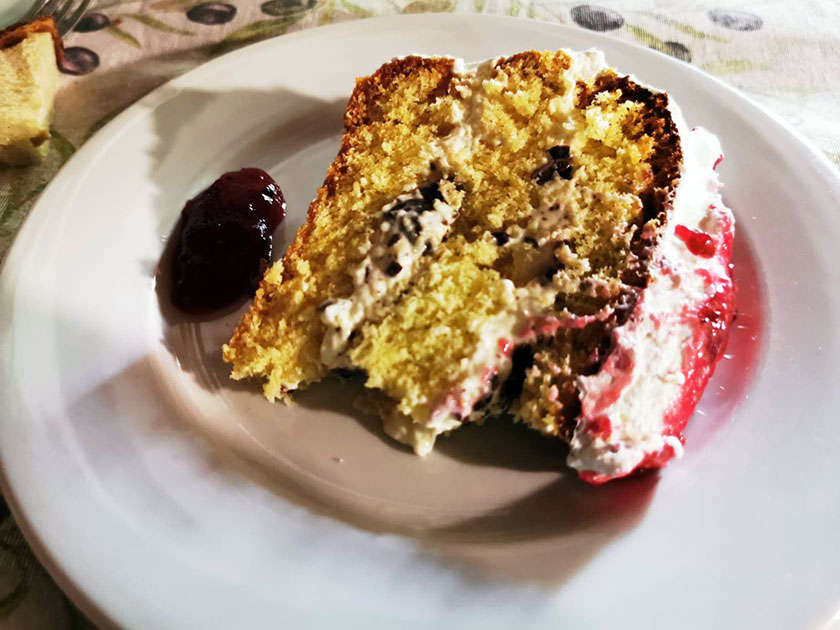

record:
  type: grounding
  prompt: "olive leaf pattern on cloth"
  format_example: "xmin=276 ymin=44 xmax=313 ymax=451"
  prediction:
xmin=1 ymin=1 xmax=840 ymax=628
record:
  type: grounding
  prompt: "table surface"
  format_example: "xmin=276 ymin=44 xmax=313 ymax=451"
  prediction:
xmin=1 ymin=0 xmax=838 ymax=627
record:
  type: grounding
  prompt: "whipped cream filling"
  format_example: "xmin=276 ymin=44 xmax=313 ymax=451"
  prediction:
xmin=320 ymin=186 xmax=458 ymax=367
xmin=569 ymin=110 xmax=734 ymax=480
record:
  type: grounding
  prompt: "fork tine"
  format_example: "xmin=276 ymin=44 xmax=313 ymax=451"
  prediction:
xmin=52 ymin=0 xmax=82 ymax=23
xmin=55 ymin=0 xmax=91 ymax=35
xmin=49 ymin=0 xmax=71 ymax=22
xmin=21 ymin=0 xmax=51 ymax=23
xmin=33 ymin=0 xmax=61 ymax=19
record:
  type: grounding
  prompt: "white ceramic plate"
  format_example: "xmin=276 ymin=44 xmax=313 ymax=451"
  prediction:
xmin=2 ymin=14 xmax=840 ymax=629
xmin=0 ymin=0 xmax=31 ymax=29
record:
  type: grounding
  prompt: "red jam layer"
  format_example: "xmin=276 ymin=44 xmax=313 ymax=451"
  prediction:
xmin=578 ymin=209 xmax=736 ymax=485
xmin=663 ymin=211 xmax=736 ymax=439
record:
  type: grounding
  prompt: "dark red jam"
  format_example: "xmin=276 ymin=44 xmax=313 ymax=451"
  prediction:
xmin=675 ymin=224 xmax=716 ymax=258
xmin=171 ymin=168 xmax=285 ymax=312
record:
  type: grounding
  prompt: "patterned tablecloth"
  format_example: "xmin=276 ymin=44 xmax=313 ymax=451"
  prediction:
xmin=0 ymin=0 xmax=838 ymax=626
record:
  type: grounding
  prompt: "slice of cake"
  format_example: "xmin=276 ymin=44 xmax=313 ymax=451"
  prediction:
xmin=0 ymin=16 xmax=62 ymax=165
xmin=223 ymin=50 xmax=735 ymax=483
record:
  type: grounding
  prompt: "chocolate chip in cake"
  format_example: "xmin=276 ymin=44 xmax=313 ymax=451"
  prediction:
xmin=531 ymin=163 xmax=555 ymax=185
xmin=501 ymin=346 xmax=534 ymax=400
xmin=397 ymin=215 xmax=422 ymax=243
xmin=387 ymin=233 xmax=402 ymax=247
xmin=419 ymin=181 xmax=444 ymax=204
xmin=394 ymin=198 xmax=427 ymax=215
xmin=472 ymin=393 xmax=493 ymax=411
xmin=492 ymin=231 xmax=510 ymax=246
xmin=388 ymin=183 xmax=441 ymax=217
xmin=316 ymin=299 xmax=335 ymax=312
xmin=489 ymin=372 xmax=500 ymax=389
xmin=524 ymin=237 xmax=539 ymax=248
xmin=546 ymin=145 xmax=567 ymax=160
xmin=382 ymin=182 xmax=448 ymax=245
xmin=541 ymin=264 xmax=562 ymax=285
xmin=532 ymin=145 xmax=574 ymax=184
xmin=385 ymin=261 xmax=403 ymax=277
xmin=334 ymin=367 xmax=363 ymax=379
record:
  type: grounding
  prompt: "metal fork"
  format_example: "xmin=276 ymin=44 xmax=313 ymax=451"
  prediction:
xmin=22 ymin=0 xmax=91 ymax=35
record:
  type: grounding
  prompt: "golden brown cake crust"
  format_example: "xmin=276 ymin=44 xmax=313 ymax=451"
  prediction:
xmin=279 ymin=56 xmax=458 ymax=283
xmin=0 ymin=16 xmax=63 ymax=63
xmin=577 ymin=72 xmax=682 ymax=225
xmin=344 ymin=56 xmax=456 ymax=129
xmin=496 ymin=50 xmax=572 ymax=89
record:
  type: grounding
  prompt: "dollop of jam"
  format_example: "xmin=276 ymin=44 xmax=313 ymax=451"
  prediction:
xmin=171 ymin=168 xmax=285 ymax=311
xmin=675 ymin=224 xmax=716 ymax=258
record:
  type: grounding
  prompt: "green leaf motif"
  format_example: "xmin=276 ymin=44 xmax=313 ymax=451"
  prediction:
xmin=105 ymin=25 xmax=142 ymax=48
xmin=624 ymin=25 xmax=667 ymax=51
xmin=121 ymin=13 xmax=194 ymax=35
xmin=340 ymin=0 xmax=374 ymax=18
xmin=473 ymin=0 xmax=486 ymax=12
xmin=49 ymin=130 xmax=76 ymax=163
xmin=0 ymin=129 xmax=77 ymax=259
xmin=91 ymin=0 xmax=135 ymax=9
xmin=0 ymin=178 xmax=31 ymax=219
xmin=211 ymin=15 xmax=305 ymax=56
xmin=648 ymin=15 xmax=730 ymax=43
xmin=318 ymin=0 xmax=336 ymax=24
xmin=507 ymin=0 xmax=523 ymax=16
xmin=402 ymin=0 xmax=455 ymax=14
xmin=0 ymin=574 xmax=26 ymax=616
xmin=625 ymin=25 xmax=694 ymax=62
xmin=701 ymin=59 xmax=768 ymax=74
xmin=146 ymin=0 xmax=204 ymax=11
xmin=4 ymin=180 xmax=47 ymax=213
xmin=526 ymin=2 xmax=537 ymax=18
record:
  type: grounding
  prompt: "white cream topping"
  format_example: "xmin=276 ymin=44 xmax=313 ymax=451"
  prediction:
xmin=569 ymin=106 xmax=734 ymax=479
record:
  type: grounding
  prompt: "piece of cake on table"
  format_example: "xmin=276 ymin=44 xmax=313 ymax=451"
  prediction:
xmin=223 ymin=50 xmax=735 ymax=484
xmin=0 ymin=16 xmax=62 ymax=165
